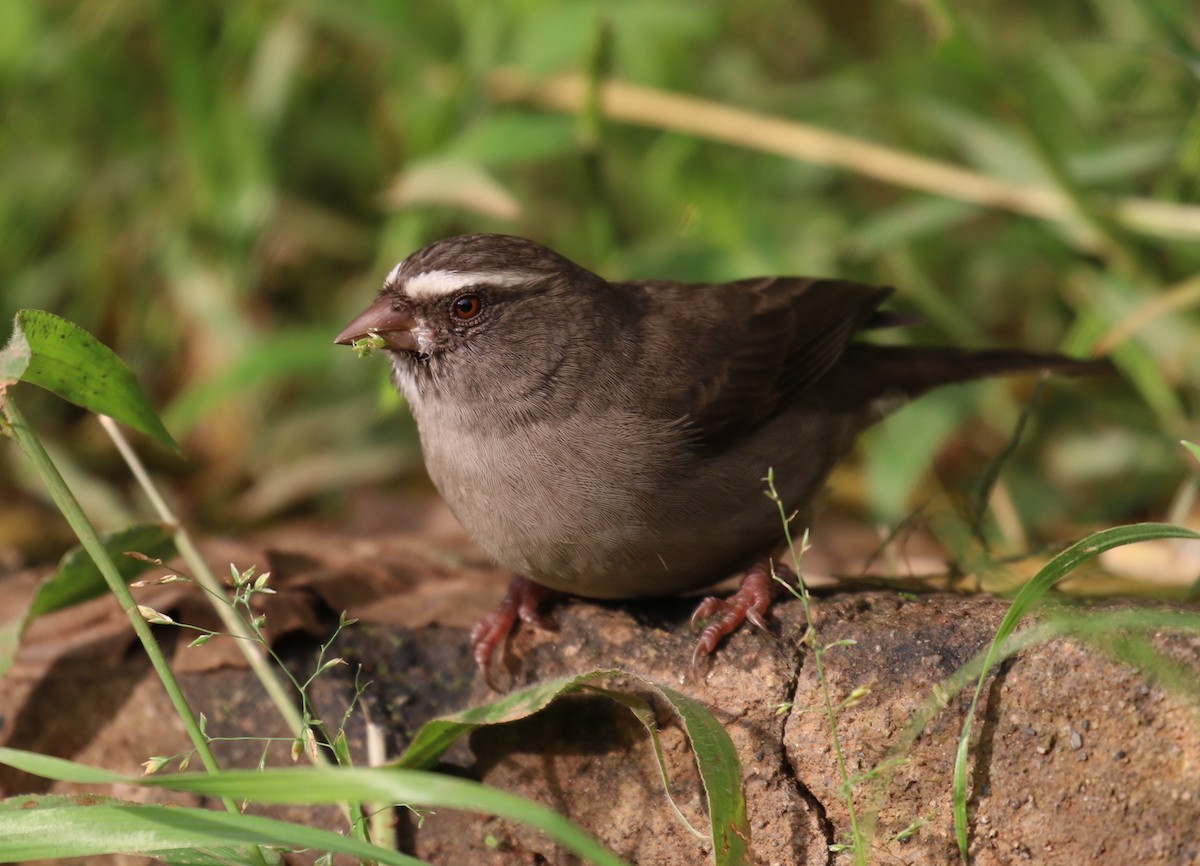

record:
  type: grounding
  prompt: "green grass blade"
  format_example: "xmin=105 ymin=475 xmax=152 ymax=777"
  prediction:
xmin=951 ymin=523 xmax=1200 ymax=860
xmin=0 ymin=794 xmax=419 ymax=865
xmin=1 ymin=310 xmax=179 ymax=453
xmin=862 ymin=607 xmax=1200 ymax=856
xmin=0 ymin=748 xmax=128 ymax=784
xmin=0 ymin=749 xmax=628 ymax=866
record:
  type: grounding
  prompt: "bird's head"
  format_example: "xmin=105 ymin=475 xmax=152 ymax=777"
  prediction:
xmin=336 ymin=234 xmax=611 ymax=407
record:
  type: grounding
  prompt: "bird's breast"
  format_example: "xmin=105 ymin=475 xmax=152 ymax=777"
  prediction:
xmin=413 ymin=406 xmax=709 ymax=595
xmin=410 ymin=399 xmax=867 ymax=599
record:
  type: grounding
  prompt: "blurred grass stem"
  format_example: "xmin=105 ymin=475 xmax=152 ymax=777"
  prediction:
xmin=1094 ymin=271 xmax=1200 ymax=354
xmin=491 ymin=71 xmax=1200 ymax=245
xmin=98 ymin=415 xmax=371 ymax=839
xmin=97 ymin=417 xmax=320 ymax=760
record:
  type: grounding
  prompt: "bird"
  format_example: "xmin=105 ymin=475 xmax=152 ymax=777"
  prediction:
xmin=335 ymin=233 xmax=1104 ymax=681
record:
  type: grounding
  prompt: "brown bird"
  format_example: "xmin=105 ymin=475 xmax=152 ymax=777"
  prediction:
xmin=336 ymin=233 xmax=1103 ymax=680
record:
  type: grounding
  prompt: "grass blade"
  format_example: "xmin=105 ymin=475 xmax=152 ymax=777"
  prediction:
xmin=0 ymin=748 xmax=629 ymax=866
xmin=952 ymin=523 xmax=1200 ymax=860
xmin=0 ymin=794 xmax=418 ymax=865
xmin=652 ymin=681 xmax=750 ymax=866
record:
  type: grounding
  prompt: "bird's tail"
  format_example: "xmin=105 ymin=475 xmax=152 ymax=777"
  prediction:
xmin=844 ymin=344 xmax=1111 ymax=405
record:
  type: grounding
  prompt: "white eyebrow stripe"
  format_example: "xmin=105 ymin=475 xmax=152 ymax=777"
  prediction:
xmin=400 ymin=269 xmax=532 ymax=299
xmin=385 ymin=261 xmax=406 ymax=286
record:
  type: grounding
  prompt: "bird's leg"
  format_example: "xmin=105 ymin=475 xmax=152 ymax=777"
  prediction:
xmin=690 ymin=560 xmax=796 ymax=671
xmin=471 ymin=575 xmax=559 ymax=686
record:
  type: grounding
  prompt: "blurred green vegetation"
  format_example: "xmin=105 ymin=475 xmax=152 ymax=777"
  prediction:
xmin=1 ymin=0 xmax=1198 ymax=568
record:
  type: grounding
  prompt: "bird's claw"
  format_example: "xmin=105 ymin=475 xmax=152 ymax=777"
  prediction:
xmin=688 ymin=560 xmax=790 ymax=675
xmin=471 ymin=575 xmax=557 ymax=690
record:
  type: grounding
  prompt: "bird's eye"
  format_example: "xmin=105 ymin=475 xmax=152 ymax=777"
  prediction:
xmin=450 ymin=293 xmax=483 ymax=321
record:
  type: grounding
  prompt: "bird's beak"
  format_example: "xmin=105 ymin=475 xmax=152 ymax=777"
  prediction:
xmin=335 ymin=296 xmax=421 ymax=353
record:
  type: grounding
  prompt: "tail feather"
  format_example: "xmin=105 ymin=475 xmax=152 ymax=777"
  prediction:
xmin=843 ymin=344 xmax=1111 ymax=404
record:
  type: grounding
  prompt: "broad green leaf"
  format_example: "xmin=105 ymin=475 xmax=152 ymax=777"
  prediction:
xmin=654 ymin=682 xmax=750 ymax=866
xmin=0 ymin=750 xmax=628 ymax=866
xmin=0 ymin=310 xmax=179 ymax=453
xmin=396 ymin=669 xmax=750 ymax=866
xmin=951 ymin=523 xmax=1200 ymax=858
xmin=0 ymin=523 xmax=174 ymax=677
xmin=31 ymin=523 xmax=175 ymax=617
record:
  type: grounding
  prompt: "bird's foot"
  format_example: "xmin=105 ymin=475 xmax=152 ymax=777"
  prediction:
xmin=471 ymin=575 xmax=559 ymax=689
xmin=689 ymin=560 xmax=795 ymax=673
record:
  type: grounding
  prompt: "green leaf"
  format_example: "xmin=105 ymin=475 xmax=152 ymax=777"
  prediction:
xmin=396 ymin=669 xmax=621 ymax=771
xmin=396 ymin=669 xmax=751 ymax=866
xmin=0 ymin=523 xmax=174 ymax=677
xmin=951 ymin=523 xmax=1200 ymax=858
xmin=32 ymin=523 xmax=176 ymax=617
xmin=0 ymin=310 xmax=179 ymax=453
xmin=653 ymin=681 xmax=750 ymax=866
xmin=1182 ymin=440 xmax=1200 ymax=465
xmin=0 ymin=750 xmax=629 ymax=866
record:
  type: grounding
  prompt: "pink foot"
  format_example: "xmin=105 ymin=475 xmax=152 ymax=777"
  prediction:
xmin=470 ymin=576 xmax=558 ymax=687
xmin=690 ymin=561 xmax=794 ymax=672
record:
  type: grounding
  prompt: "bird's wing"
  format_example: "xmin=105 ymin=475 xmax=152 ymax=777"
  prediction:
xmin=684 ymin=276 xmax=895 ymax=448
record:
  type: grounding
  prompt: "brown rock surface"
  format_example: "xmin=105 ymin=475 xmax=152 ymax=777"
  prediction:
xmin=408 ymin=594 xmax=1200 ymax=866
xmin=2 ymin=515 xmax=1198 ymax=865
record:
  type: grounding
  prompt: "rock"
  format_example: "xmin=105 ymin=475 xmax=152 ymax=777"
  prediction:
xmin=3 ymin=519 xmax=1198 ymax=866
xmin=393 ymin=593 xmax=1200 ymax=866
